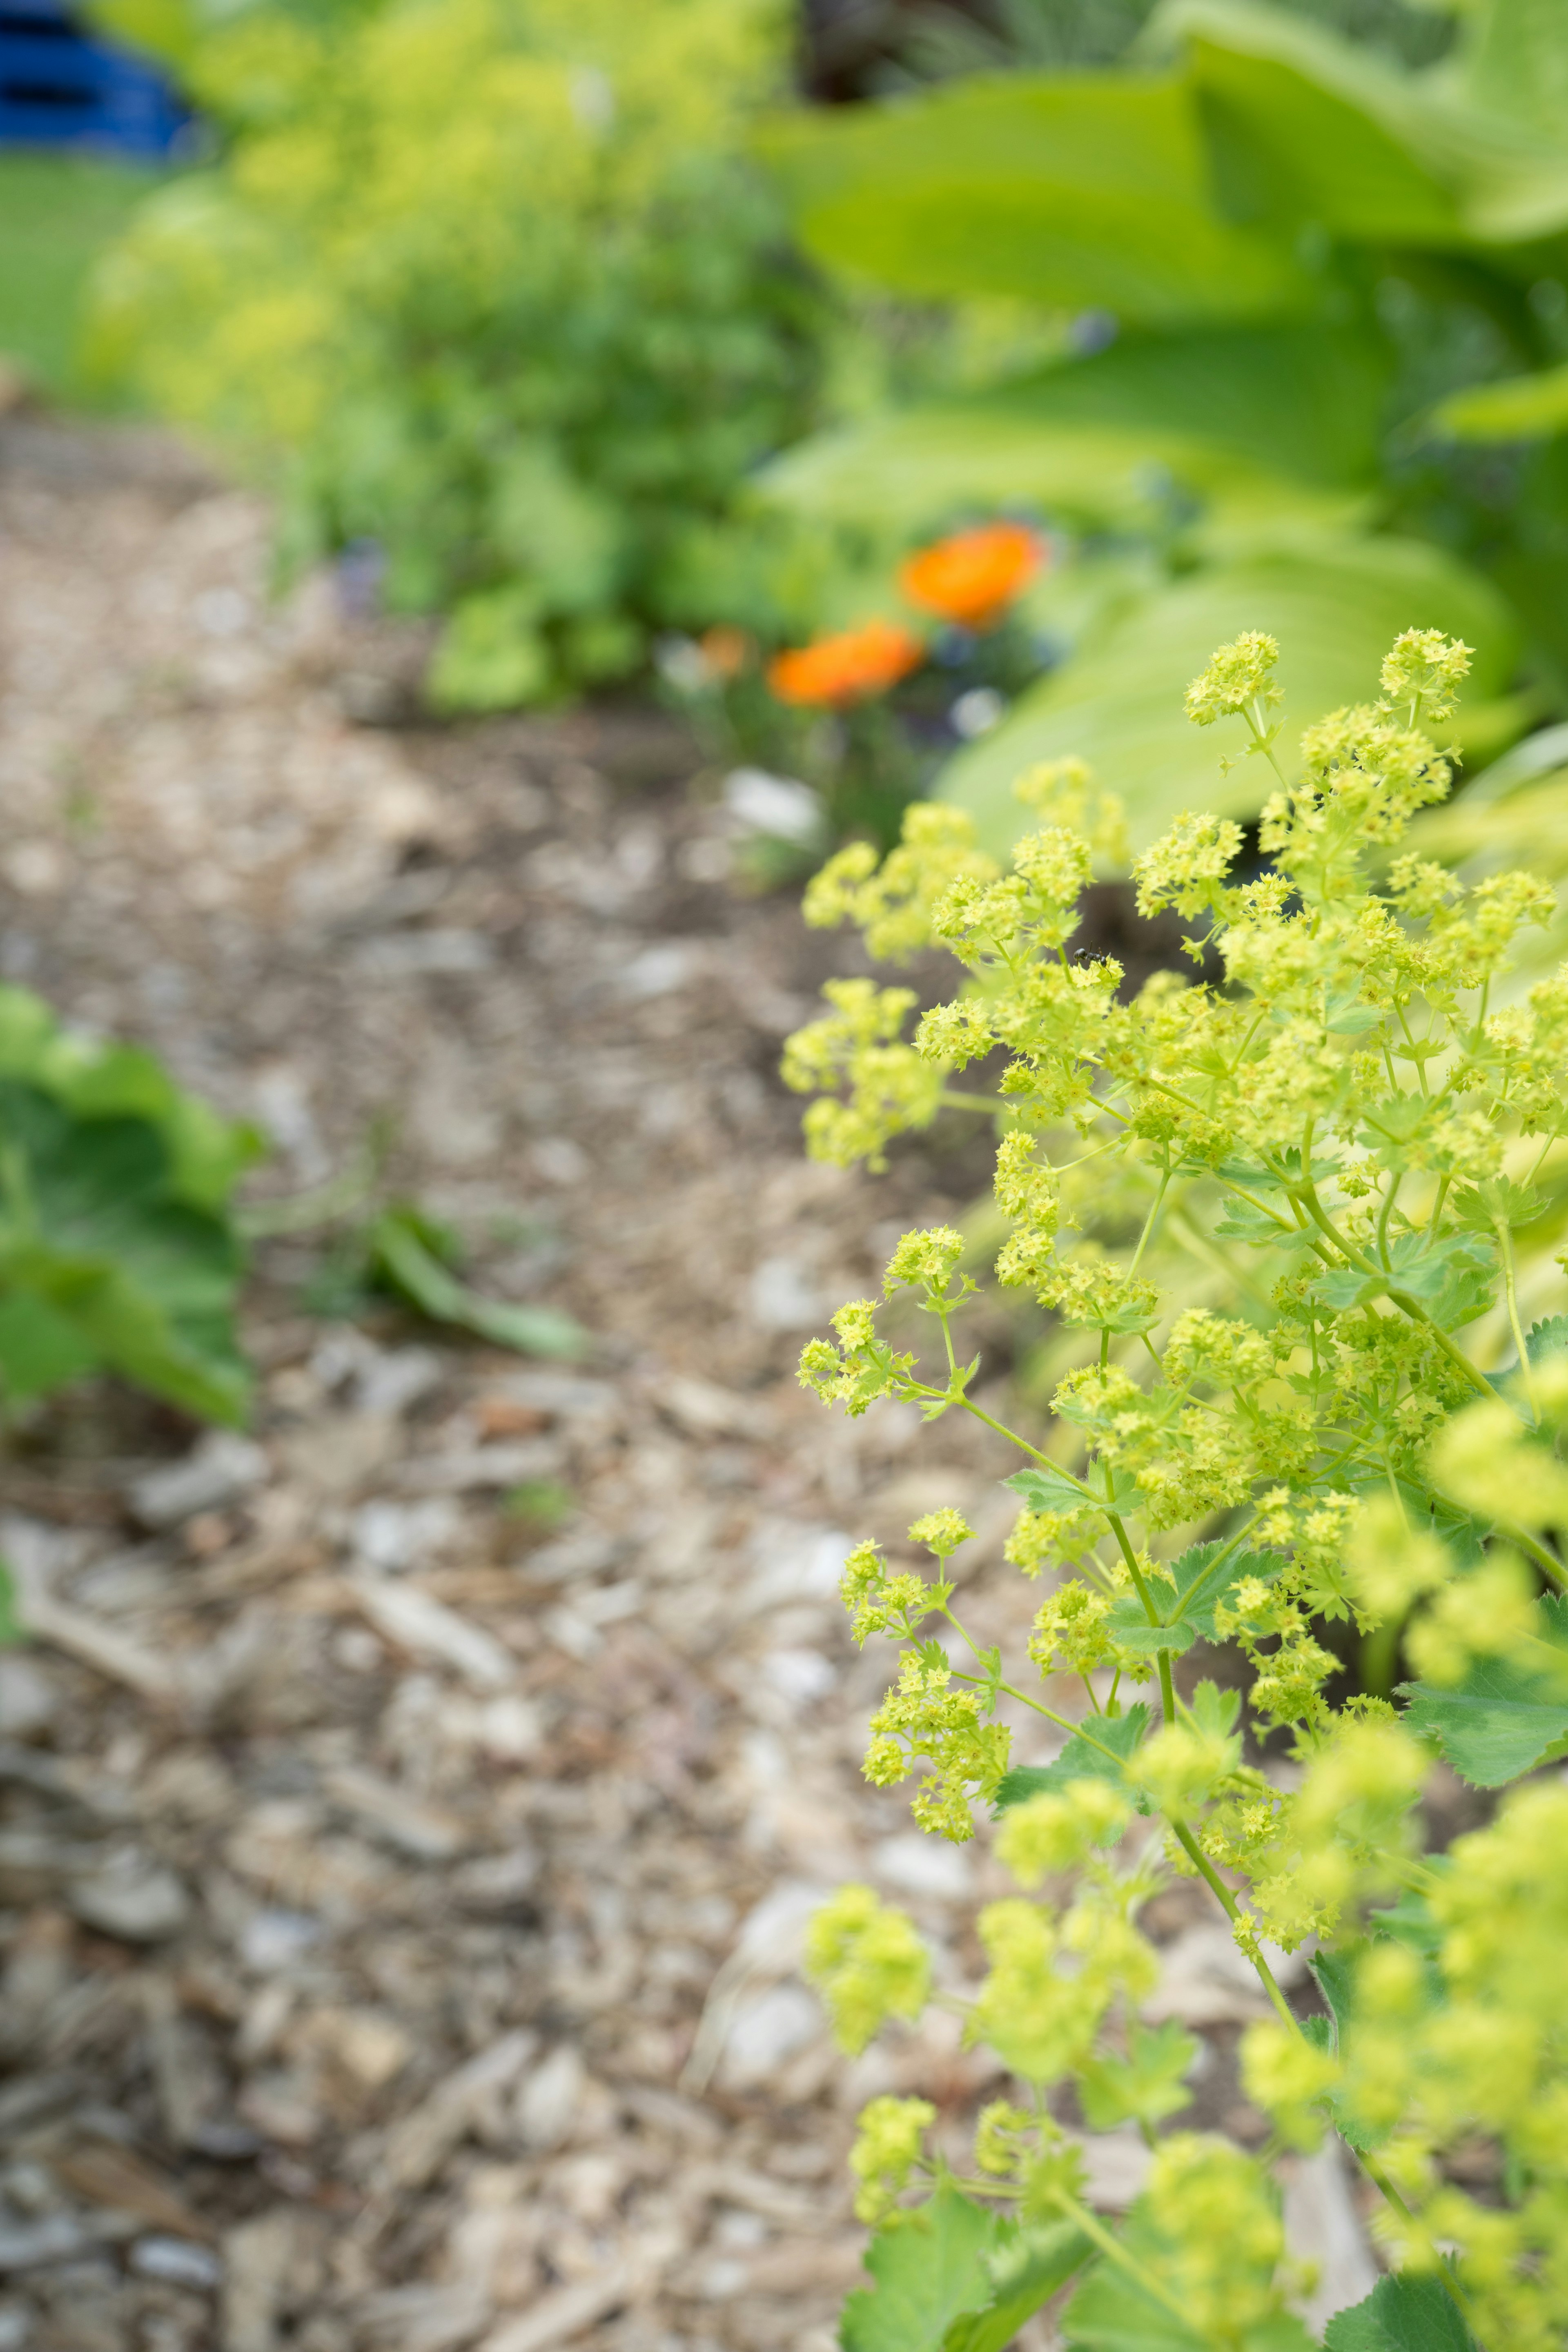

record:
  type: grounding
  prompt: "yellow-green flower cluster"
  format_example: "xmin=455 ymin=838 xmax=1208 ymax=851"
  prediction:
xmin=785 ymin=625 xmax=1568 ymax=2339
xmin=863 ymin=1654 xmax=1011 ymax=1841
xmin=1182 ymin=629 xmax=1283 ymax=728
xmin=839 ymin=1539 xmax=941 ymax=1647
xmin=804 ymin=1886 xmax=929 ymax=2057
xmin=781 ymin=978 xmax=944 ymax=1170
xmin=847 ymin=2094 xmax=935 ymax=2225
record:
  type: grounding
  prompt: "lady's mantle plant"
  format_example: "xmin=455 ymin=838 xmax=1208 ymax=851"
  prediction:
xmin=783 ymin=629 xmax=1568 ymax=2351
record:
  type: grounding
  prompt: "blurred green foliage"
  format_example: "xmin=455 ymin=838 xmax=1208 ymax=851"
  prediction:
xmin=0 ymin=154 xmax=159 ymax=400
xmin=758 ymin=0 xmax=1568 ymax=850
xmin=0 ymin=987 xmax=260 ymax=1425
xmin=881 ymin=0 xmax=1453 ymax=81
xmin=89 ymin=0 xmax=841 ymax=708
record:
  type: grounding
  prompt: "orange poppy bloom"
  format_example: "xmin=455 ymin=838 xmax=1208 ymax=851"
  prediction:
xmin=899 ymin=521 xmax=1044 ymax=630
xmin=767 ymin=617 xmax=924 ymax=707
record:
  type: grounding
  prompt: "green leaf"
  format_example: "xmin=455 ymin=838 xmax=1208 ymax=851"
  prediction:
xmin=1459 ymin=0 xmax=1568 ymax=153
xmin=1212 ymin=1200 xmax=1314 ymax=1247
xmin=1526 ymin=1315 xmax=1568 ymax=1363
xmin=758 ymin=321 xmax=1388 ymax=550
xmin=995 ymin=1703 xmax=1151 ymax=1816
xmin=1061 ymin=2251 xmax=1205 ymax=2351
xmin=0 ymin=985 xmax=262 ymax=1212
xmin=1449 ymin=1176 xmax=1544 ymax=1233
xmin=1152 ymin=1 xmax=1467 ymax=245
xmin=1323 ymin=2270 xmax=1476 ymax=2351
xmin=428 ymin=588 xmax=553 ymax=714
xmin=938 ymin=538 xmax=1518 ymax=855
xmin=1305 ymin=1942 xmax=1362 ymax=2047
xmin=1160 ymin=1541 xmax=1281 ymax=1641
xmin=1106 ymin=1605 xmax=1195 ymax=1655
xmin=1431 ymin=360 xmax=1568 ymax=445
xmin=0 ymin=1081 xmax=249 ymax=1424
xmin=1309 ymin=1231 xmax=1494 ymax=1324
xmin=1063 ymin=2196 xmax=1316 ymax=2352
xmin=841 ymin=2188 xmax=1004 ymax=2352
xmin=368 ymin=1209 xmax=585 ymax=1360
xmin=943 ymin=2221 xmax=1094 ymax=2352
xmin=1008 ymin=1463 xmax=1096 ymax=1513
xmin=1399 ymin=1595 xmax=1568 ymax=1786
xmin=1077 ymin=2019 xmax=1199 ymax=2131
xmin=758 ymin=72 xmax=1308 ymax=324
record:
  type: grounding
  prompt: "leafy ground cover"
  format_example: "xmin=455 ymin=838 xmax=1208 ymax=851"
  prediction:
xmin=89 ymin=0 xmax=849 ymax=712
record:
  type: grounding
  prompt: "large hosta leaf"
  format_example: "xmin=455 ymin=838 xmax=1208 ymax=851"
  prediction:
xmin=938 ymin=536 xmax=1518 ymax=853
xmin=757 ymin=72 xmax=1308 ymax=324
xmin=1149 ymin=0 xmax=1468 ymax=245
xmin=1431 ymin=361 xmax=1568 ymax=444
xmin=757 ymin=321 xmax=1390 ymax=555
xmin=1459 ymin=0 xmax=1568 ymax=152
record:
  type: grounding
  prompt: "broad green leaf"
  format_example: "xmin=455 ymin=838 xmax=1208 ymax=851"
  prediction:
xmin=368 ymin=1209 xmax=585 ymax=1360
xmin=758 ymin=322 xmax=1388 ymax=553
xmin=1399 ymin=1596 xmax=1568 ymax=1786
xmin=944 ymin=2221 xmax=1094 ymax=2352
xmin=1077 ymin=2019 xmax=1199 ymax=2131
xmin=0 ymin=1295 xmax=97 ymax=1398
xmin=0 ymin=1558 xmax=19 ymax=1648
xmin=994 ymin=1703 xmax=1151 ymax=1815
xmin=0 ymin=985 xmax=262 ymax=1210
xmin=1323 ymin=2270 xmax=1476 ymax=2351
xmin=758 ymin=73 xmax=1308 ymax=324
xmin=939 ymin=537 xmax=1519 ymax=854
xmin=1431 ymin=360 xmax=1568 ymax=445
xmin=0 ymin=1080 xmax=249 ymax=1424
xmin=841 ymin=2187 xmax=1004 ymax=2352
xmin=1151 ymin=0 xmax=1466 ymax=245
xmin=1459 ymin=0 xmax=1568 ymax=152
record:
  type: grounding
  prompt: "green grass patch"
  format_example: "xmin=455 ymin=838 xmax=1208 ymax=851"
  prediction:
xmin=0 ymin=152 xmax=161 ymax=401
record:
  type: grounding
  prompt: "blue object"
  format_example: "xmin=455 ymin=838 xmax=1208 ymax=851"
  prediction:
xmin=0 ymin=0 xmax=189 ymax=157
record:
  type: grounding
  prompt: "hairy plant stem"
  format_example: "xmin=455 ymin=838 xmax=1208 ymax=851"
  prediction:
xmin=1047 ymin=2187 xmax=1198 ymax=2327
xmin=1497 ymin=1218 xmax=1540 ymax=1422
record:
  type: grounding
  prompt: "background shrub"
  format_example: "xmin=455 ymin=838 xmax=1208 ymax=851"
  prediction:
xmin=92 ymin=0 xmax=838 ymax=708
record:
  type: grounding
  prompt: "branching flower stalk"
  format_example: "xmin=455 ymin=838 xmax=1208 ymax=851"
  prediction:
xmin=785 ymin=635 xmax=1568 ymax=2350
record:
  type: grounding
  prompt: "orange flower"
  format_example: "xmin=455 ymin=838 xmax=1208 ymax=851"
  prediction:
xmin=899 ymin=521 xmax=1044 ymax=630
xmin=767 ymin=618 xmax=924 ymax=707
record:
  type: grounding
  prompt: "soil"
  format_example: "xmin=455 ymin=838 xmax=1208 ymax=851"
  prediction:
xmin=0 ymin=415 xmax=1376 ymax=2352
